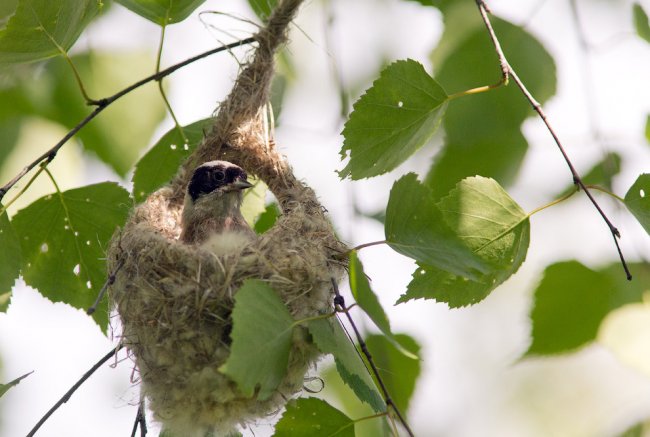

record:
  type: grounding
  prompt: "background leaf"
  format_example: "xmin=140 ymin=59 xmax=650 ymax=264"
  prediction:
xmin=240 ymin=178 xmax=268 ymax=228
xmin=385 ymin=173 xmax=488 ymax=279
xmin=254 ymin=203 xmax=280 ymax=234
xmin=219 ymin=279 xmax=294 ymax=400
xmin=309 ymin=317 xmax=385 ymax=413
xmin=132 ymin=118 xmax=212 ymax=202
xmin=555 ymin=152 xmax=621 ymax=198
xmin=527 ymin=261 xmax=648 ymax=356
xmin=0 ymin=206 xmax=21 ymax=310
xmin=273 ymin=397 xmax=355 ymax=437
xmin=248 ymin=0 xmax=279 ymax=21
xmin=11 ymin=182 xmax=131 ymax=330
xmin=633 ymin=3 xmax=650 ymax=43
xmin=0 ymin=0 xmax=101 ymax=65
xmin=400 ymin=176 xmax=529 ymax=307
xmin=115 ymin=0 xmax=207 ymax=25
xmin=624 ymin=173 xmax=650 ymax=234
xmin=426 ymin=6 xmax=556 ymax=198
xmin=364 ymin=334 xmax=421 ymax=414
xmin=339 ymin=59 xmax=448 ymax=179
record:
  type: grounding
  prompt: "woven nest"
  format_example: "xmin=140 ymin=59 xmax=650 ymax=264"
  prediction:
xmin=106 ymin=0 xmax=347 ymax=434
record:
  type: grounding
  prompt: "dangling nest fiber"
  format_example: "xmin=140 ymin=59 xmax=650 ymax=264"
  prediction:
xmin=106 ymin=0 xmax=347 ymax=434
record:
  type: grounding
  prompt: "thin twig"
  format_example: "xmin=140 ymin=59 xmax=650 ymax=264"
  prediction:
xmin=330 ymin=278 xmax=414 ymax=437
xmin=475 ymin=0 xmax=632 ymax=280
xmin=130 ymin=398 xmax=147 ymax=437
xmin=87 ymin=256 xmax=125 ymax=315
xmin=26 ymin=344 xmax=124 ymax=437
xmin=0 ymin=37 xmax=256 ymax=203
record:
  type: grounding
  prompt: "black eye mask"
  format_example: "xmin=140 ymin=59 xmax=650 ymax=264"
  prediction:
xmin=188 ymin=165 xmax=248 ymax=201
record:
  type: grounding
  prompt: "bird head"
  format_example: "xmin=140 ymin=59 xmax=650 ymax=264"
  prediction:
xmin=180 ymin=161 xmax=254 ymax=244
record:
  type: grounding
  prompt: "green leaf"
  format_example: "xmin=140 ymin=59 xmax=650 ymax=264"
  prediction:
xmin=115 ymin=0 xmax=206 ymax=25
xmin=0 ymin=371 xmax=32 ymax=398
xmin=241 ymin=178 xmax=268 ymax=228
xmin=273 ymin=397 xmax=355 ymax=437
xmin=308 ymin=317 xmax=385 ymax=413
xmin=132 ymin=118 xmax=212 ymax=202
xmin=0 ymin=0 xmax=101 ymax=65
xmin=219 ymin=279 xmax=294 ymax=400
xmin=0 ymin=206 xmax=21 ymax=308
xmin=426 ymin=11 xmax=556 ymax=197
xmin=254 ymin=203 xmax=280 ymax=234
xmin=349 ymin=251 xmax=417 ymax=359
xmin=11 ymin=182 xmax=131 ymax=330
xmin=619 ymin=423 xmax=644 ymax=437
xmin=385 ymin=173 xmax=488 ymax=279
xmin=528 ymin=262 xmax=614 ymax=356
xmin=633 ymin=3 xmax=650 ymax=43
xmin=555 ymin=152 xmax=621 ymax=198
xmin=645 ymin=115 xmax=650 ymax=143
xmin=364 ymin=334 xmax=421 ymax=414
xmin=42 ymin=52 xmax=167 ymax=176
xmin=248 ymin=0 xmax=278 ymax=20
xmin=339 ymin=59 xmax=448 ymax=179
xmin=625 ymin=174 xmax=650 ymax=234
xmin=0 ymin=0 xmax=18 ymax=27
xmin=399 ymin=176 xmax=529 ymax=307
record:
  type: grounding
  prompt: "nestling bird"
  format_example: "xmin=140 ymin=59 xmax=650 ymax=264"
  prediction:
xmin=180 ymin=160 xmax=255 ymax=255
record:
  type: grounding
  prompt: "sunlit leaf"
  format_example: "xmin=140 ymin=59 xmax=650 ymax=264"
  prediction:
xmin=427 ymin=10 xmax=556 ymax=197
xmin=364 ymin=334 xmax=421 ymax=414
xmin=274 ymin=397 xmax=355 ymax=437
xmin=385 ymin=173 xmax=488 ymax=279
xmin=115 ymin=0 xmax=206 ymax=25
xmin=633 ymin=3 xmax=650 ymax=43
xmin=219 ymin=279 xmax=294 ymax=400
xmin=625 ymin=174 xmax=650 ymax=234
xmin=0 ymin=205 xmax=21 ymax=308
xmin=309 ymin=317 xmax=384 ymax=413
xmin=399 ymin=176 xmax=529 ymax=307
xmin=11 ymin=183 xmax=131 ymax=330
xmin=0 ymin=371 xmax=32 ymax=398
xmin=241 ymin=178 xmax=267 ymax=228
xmin=0 ymin=0 xmax=101 ymax=65
xmin=339 ymin=59 xmax=448 ymax=179
xmin=132 ymin=118 xmax=212 ymax=202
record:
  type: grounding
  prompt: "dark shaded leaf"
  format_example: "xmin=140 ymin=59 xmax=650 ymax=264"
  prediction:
xmin=11 ymin=183 xmax=131 ymax=330
xmin=274 ymin=397 xmax=355 ymax=437
xmin=115 ymin=0 xmax=206 ymax=25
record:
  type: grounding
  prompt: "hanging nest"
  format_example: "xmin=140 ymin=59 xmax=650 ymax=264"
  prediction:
xmin=106 ymin=0 xmax=347 ymax=434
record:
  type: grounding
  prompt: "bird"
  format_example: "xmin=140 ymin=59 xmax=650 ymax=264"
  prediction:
xmin=180 ymin=160 xmax=256 ymax=255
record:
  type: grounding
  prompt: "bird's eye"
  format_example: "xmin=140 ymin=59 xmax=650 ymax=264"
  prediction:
xmin=214 ymin=171 xmax=225 ymax=181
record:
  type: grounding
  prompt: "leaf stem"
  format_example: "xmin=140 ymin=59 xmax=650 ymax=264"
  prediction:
xmin=156 ymin=22 xmax=188 ymax=144
xmin=447 ymin=78 xmax=506 ymax=100
xmin=292 ymin=311 xmax=336 ymax=328
xmin=475 ymin=0 xmax=631 ymax=280
xmin=527 ymin=187 xmax=579 ymax=218
xmin=585 ymin=184 xmax=625 ymax=202
xmin=352 ymin=240 xmax=387 ymax=252
xmin=0 ymin=162 xmax=47 ymax=217
xmin=0 ymin=37 xmax=256 ymax=203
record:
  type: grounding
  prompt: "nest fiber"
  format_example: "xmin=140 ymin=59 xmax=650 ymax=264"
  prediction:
xmin=106 ymin=0 xmax=346 ymax=434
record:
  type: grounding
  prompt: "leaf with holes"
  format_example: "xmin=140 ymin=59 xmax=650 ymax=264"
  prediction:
xmin=132 ymin=118 xmax=213 ymax=201
xmin=349 ymin=251 xmax=418 ymax=359
xmin=634 ymin=3 xmax=650 ymax=43
xmin=0 ymin=0 xmax=101 ymax=65
xmin=0 ymin=206 xmax=21 ymax=311
xmin=274 ymin=397 xmax=355 ymax=437
xmin=115 ymin=0 xmax=207 ymax=25
xmin=625 ymin=174 xmax=650 ymax=235
xmin=398 ymin=176 xmax=529 ymax=307
xmin=11 ymin=183 xmax=131 ymax=330
xmin=385 ymin=173 xmax=488 ymax=279
xmin=219 ymin=280 xmax=294 ymax=400
xmin=339 ymin=59 xmax=448 ymax=179
xmin=309 ymin=317 xmax=384 ymax=413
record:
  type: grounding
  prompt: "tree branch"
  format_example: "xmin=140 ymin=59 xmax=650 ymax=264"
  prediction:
xmin=0 ymin=37 xmax=256 ymax=203
xmin=330 ymin=278 xmax=414 ymax=437
xmin=26 ymin=344 xmax=124 ymax=437
xmin=475 ymin=0 xmax=632 ymax=280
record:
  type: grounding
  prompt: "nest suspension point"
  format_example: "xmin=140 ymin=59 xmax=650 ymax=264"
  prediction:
xmin=107 ymin=0 xmax=346 ymax=434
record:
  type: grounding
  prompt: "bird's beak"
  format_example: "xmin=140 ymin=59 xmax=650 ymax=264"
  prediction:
xmin=230 ymin=180 xmax=254 ymax=191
